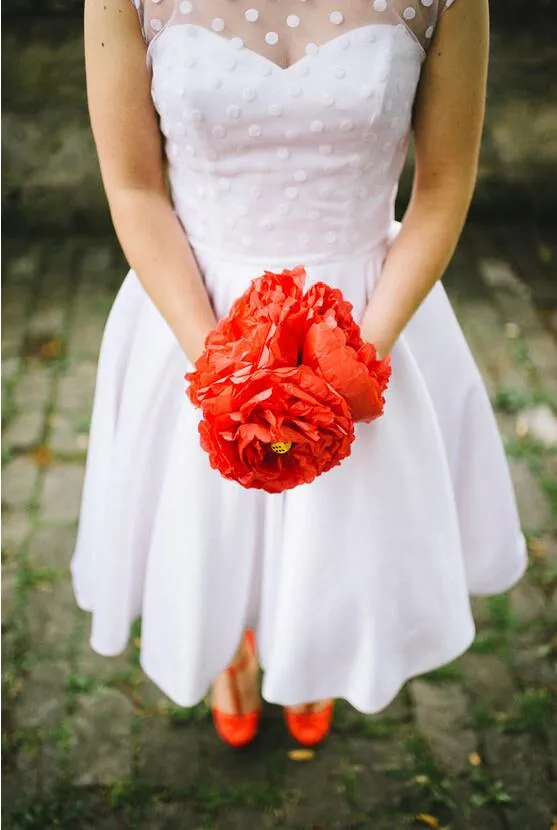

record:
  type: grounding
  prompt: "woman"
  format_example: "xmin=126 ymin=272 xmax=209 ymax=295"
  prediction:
xmin=73 ymin=0 xmax=526 ymax=748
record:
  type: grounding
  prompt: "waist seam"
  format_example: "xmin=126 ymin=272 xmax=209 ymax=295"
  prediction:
xmin=189 ymin=235 xmax=388 ymax=268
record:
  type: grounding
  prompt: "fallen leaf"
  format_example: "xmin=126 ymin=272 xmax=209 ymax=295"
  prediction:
xmin=40 ymin=338 xmax=64 ymax=360
xmin=30 ymin=446 xmax=54 ymax=468
xmin=515 ymin=416 xmax=529 ymax=438
xmin=416 ymin=814 xmax=440 ymax=828
xmin=37 ymin=582 xmax=54 ymax=593
xmin=527 ymin=537 xmax=547 ymax=560
xmin=76 ymin=434 xmax=89 ymax=450
xmin=468 ymin=752 xmax=482 ymax=767
xmin=288 ymin=749 xmax=315 ymax=762
xmin=504 ymin=322 xmax=521 ymax=340
xmin=414 ymin=775 xmax=430 ymax=785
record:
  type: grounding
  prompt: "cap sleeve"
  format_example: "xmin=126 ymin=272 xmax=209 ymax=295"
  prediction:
xmin=130 ymin=0 xmax=176 ymax=45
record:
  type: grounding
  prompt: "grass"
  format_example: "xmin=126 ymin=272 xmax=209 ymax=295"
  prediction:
xmin=503 ymin=688 xmax=557 ymax=736
xmin=505 ymin=435 xmax=545 ymax=466
xmin=469 ymin=631 xmax=508 ymax=655
xmin=393 ymin=733 xmax=456 ymax=818
xmin=422 ymin=664 xmax=463 ymax=684
xmin=167 ymin=701 xmax=210 ymax=726
xmin=332 ymin=703 xmax=398 ymax=738
xmin=541 ymin=475 xmax=557 ymax=518
xmin=486 ymin=595 xmax=516 ymax=635
xmin=468 ymin=770 xmax=512 ymax=809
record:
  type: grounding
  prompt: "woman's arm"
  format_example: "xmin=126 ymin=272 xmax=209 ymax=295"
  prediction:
xmin=84 ymin=0 xmax=216 ymax=363
xmin=360 ymin=0 xmax=489 ymax=357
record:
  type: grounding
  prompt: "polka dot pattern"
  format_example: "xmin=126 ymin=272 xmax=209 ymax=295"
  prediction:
xmin=144 ymin=0 xmax=446 ymax=258
xmin=140 ymin=0 xmax=445 ymax=63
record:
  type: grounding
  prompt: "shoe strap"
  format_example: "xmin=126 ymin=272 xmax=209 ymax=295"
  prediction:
xmin=225 ymin=630 xmax=256 ymax=716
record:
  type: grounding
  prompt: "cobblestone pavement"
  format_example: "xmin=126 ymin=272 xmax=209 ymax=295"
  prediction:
xmin=2 ymin=223 xmax=557 ymax=829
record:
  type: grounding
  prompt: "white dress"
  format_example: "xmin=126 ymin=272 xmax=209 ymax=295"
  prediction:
xmin=72 ymin=0 xmax=527 ymax=713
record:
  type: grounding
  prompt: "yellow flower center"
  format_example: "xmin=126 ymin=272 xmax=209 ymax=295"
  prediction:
xmin=270 ymin=442 xmax=293 ymax=455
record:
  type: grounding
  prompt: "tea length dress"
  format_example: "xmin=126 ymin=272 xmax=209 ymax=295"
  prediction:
xmin=72 ymin=0 xmax=527 ymax=713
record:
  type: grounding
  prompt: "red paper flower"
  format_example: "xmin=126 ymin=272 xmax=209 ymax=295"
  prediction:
xmin=303 ymin=282 xmax=391 ymax=423
xmin=198 ymin=365 xmax=355 ymax=494
xmin=187 ymin=266 xmax=308 ymax=407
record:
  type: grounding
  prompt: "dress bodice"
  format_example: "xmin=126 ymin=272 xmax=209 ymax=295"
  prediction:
xmin=131 ymin=0 xmax=456 ymax=263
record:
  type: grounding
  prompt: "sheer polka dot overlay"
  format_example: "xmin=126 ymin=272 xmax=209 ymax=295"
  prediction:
xmin=133 ymin=0 xmax=454 ymax=258
xmin=134 ymin=0 xmax=452 ymax=59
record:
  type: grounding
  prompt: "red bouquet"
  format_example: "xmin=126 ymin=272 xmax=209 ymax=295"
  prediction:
xmin=186 ymin=266 xmax=391 ymax=493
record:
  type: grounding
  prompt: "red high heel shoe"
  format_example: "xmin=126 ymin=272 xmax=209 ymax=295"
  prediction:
xmin=284 ymin=701 xmax=335 ymax=747
xmin=212 ymin=630 xmax=261 ymax=748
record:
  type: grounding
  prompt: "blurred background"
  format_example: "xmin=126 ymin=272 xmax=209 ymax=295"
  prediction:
xmin=2 ymin=2 xmax=557 ymax=829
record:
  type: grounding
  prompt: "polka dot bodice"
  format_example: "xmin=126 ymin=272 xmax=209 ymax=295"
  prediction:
xmin=132 ymin=0 xmax=457 ymax=261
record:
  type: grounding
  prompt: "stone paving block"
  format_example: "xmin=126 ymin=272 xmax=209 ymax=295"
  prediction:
xmin=282 ymin=736 xmax=353 ymax=829
xmin=510 ymin=633 xmax=557 ymax=688
xmin=4 ymin=410 xmax=45 ymax=449
xmin=2 ymin=288 xmax=32 ymax=332
xmin=82 ymin=818 xmax=123 ymax=830
xmin=5 ymin=248 xmax=40 ymax=282
xmin=378 ymin=693 xmax=412 ymax=723
xmin=1 ymin=564 xmax=18 ymax=627
xmin=548 ymin=713 xmax=557 ymax=781
xmin=1 ymin=756 xmax=41 ymax=818
xmin=459 ymin=654 xmax=516 ymax=710
xmin=27 ymin=523 xmax=75 ymax=570
xmin=200 ymin=728 xmax=273 ymax=788
xmin=27 ymin=302 xmax=66 ymax=339
xmin=138 ymin=719 xmax=200 ymax=790
xmin=517 ymin=404 xmax=557 ymax=447
xmin=56 ymin=362 xmax=97 ymax=416
xmin=509 ymin=580 xmax=548 ymax=625
xmin=136 ymin=802 xmax=201 ymax=830
xmin=334 ymin=696 xmax=410 ymax=735
xmin=483 ymin=731 xmax=554 ymax=830
xmin=456 ymin=301 xmax=531 ymax=395
xmin=527 ymin=338 xmax=557 ymax=394
xmin=70 ymin=688 xmax=133 ymax=786
xmin=76 ymin=633 xmax=135 ymax=680
xmin=410 ymin=681 xmax=477 ymax=774
xmin=13 ymin=366 xmax=55 ymax=410
xmin=15 ymin=660 xmax=68 ymax=730
xmin=39 ymin=462 xmax=84 ymax=524
xmin=508 ymin=458 xmax=552 ymax=532
xmin=30 ymin=739 xmax=67 ymax=795
xmin=78 ymin=245 xmax=117 ymax=287
xmin=450 ymin=781 xmax=505 ymax=830
xmin=67 ymin=317 xmax=105 ymax=361
xmin=340 ymin=734 xmax=412 ymax=814
xmin=2 ymin=456 xmax=39 ymax=510
xmin=26 ymin=578 xmax=77 ymax=656
xmin=2 ymin=356 xmax=21 ymax=380
xmin=2 ymin=511 xmax=32 ymax=560
xmin=135 ymin=675 xmax=174 ymax=713
xmin=49 ymin=411 xmax=89 ymax=455
xmin=215 ymin=807 xmax=277 ymax=830
xmin=470 ymin=596 xmax=491 ymax=626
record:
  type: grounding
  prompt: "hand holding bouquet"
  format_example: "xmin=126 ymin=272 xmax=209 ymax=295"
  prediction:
xmin=186 ymin=266 xmax=391 ymax=493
